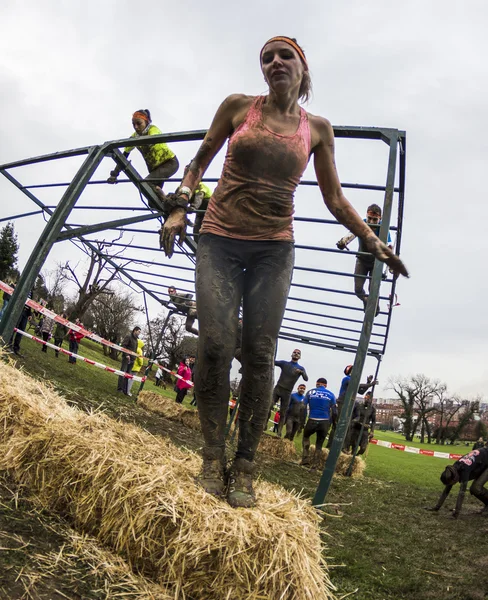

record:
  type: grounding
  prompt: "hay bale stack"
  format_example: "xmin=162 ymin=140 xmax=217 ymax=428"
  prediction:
xmin=179 ymin=409 xmax=201 ymax=431
xmin=309 ymin=446 xmax=365 ymax=478
xmin=258 ymin=434 xmax=299 ymax=460
xmin=137 ymin=391 xmax=184 ymax=420
xmin=0 ymin=360 xmax=336 ymax=600
xmin=138 ymin=391 xmax=202 ymax=432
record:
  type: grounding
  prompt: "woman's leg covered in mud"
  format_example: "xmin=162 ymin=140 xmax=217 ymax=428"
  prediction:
xmin=236 ymin=242 xmax=294 ymax=461
xmin=194 ymin=234 xmax=244 ymax=452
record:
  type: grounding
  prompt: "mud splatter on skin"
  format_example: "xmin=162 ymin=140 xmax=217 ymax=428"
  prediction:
xmin=201 ymin=97 xmax=310 ymax=241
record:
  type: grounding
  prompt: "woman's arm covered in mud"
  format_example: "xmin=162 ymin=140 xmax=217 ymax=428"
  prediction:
xmin=311 ymin=116 xmax=408 ymax=278
xmin=161 ymin=94 xmax=250 ymax=257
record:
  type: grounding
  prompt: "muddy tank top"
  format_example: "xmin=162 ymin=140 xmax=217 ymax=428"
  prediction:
xmin=200 ymin=96 xmax=311 ymax=241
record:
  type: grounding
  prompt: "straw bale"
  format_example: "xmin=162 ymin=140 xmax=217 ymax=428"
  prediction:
xmin=138 ymin=391 xmax=202 ymax=432
xmin=309 ymin=446 xmax=365 ymax=478
xmin=179 ymin=409 xmax=202 ymax=431
xmin=258 ymin=434 xmax=299 ymax=460
xmin=31 ymin=529 xmax=172 ymax=599
xmin=137 ymin=391 xmax=184 ymax=420
xmin=0 ymin=359 xmax=336 ymax=600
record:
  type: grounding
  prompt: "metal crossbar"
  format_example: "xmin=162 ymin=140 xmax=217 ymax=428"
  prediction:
xmin=0 ymin=125 xmax=406 ymax=504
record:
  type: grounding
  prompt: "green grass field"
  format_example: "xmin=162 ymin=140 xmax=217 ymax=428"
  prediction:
xmin=2 ymin=335 xmax=488 ymax=600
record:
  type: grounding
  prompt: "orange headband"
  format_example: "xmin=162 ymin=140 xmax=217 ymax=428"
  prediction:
xmin=260 ymin=36 xmax=309 ymax=70
xmin=132 ymin=111 xmax=150 ymax=122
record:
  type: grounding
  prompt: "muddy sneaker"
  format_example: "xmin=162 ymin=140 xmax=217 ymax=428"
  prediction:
xmin=199 ymin=447 xmax=226 ymax=498
xmin=226 ymin=458 xmax=256 ymax=508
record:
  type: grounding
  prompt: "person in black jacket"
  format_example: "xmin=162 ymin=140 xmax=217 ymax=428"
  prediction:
xmin=8 ymin=288 xmax=32 ymax=358
xmin=117 ymin=326 xmax=141 ymax=395
xmin=473 ymin=437 xmax=485 ymax=451
xmin=427 ymin=447 xmax=488 ymax=518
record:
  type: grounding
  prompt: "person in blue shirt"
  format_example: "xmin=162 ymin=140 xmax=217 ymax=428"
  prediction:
xmin=284 ymin=383 xmax=307 ymax=441
xmin=301 ymin=378 xmax=337 ymax=467
xmin=336 ymin=203 xmax=393 ymax=316
xmin=271 ymin=349 xmax=308 ymax=437
xmin=327 ymin=364 xmax=377 ymax=448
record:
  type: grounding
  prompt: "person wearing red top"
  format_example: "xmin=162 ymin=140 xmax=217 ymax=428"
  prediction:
xmin=67 ymin=318 xmax=84 ymax=364
xmin=175 ymin=357 xmax=192 ymax=404
xmin=272 ymin=410 xmax=281 ymax=434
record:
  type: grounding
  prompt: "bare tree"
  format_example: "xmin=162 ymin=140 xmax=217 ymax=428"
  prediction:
xmin=40 ymin=264 xmax=67 ymax=314
xmin=450 ymin=400 xmax=478 ymax=443
xmin=83 ymin=287 xmax=143 ymax=358
xmin=60 ymin=238 xmax=130 ymax=320
xmin=433 ymin=389 xmax=463 ymax=445
xmin=388 ymin=374 xmax=446 ymax=442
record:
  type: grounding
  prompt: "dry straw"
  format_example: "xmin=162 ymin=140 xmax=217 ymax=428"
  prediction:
xmin=0 ymin=359 xmax=336 ymax=600
xmin=258 ymin=434 xmax=298 ymax=460
xmin=30 ymin=530 xmax=173 ymax=599
xmin=309 ymin=446 xmax=365 ymax=478
xmin=138 ymin=391 xmax=202 ymax=432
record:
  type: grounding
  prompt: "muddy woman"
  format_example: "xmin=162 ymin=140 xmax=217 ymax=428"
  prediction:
xmin=161 ymin=36 xmax=408 ymax=508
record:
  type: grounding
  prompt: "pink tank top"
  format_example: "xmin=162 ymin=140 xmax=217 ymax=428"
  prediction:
xmin=200 ymin=96 xmax=311 ymax=242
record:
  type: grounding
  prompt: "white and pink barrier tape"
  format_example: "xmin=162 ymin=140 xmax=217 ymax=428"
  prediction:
xmin=14 ymin=329 xmax=147 ymax=382
xmin=2 ymin=279 xmax=193 ymax=386
xmin=370 ymin=438 xmax=463 ymax=460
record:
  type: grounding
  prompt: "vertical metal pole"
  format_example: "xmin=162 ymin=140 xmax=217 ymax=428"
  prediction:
xmin=152 ymin=310 xmax=174 ymax=360
xmin=312 ymin=133 xmax=399 ymax=506
xmin=0 ymin=146 xmax=105 ymax=344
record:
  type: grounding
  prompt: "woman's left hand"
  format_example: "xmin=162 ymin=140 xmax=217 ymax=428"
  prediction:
xmin=363 ymin=236 xmax=409 ymax=278
xmin=160 ymin=208 xmax=187 ymax=258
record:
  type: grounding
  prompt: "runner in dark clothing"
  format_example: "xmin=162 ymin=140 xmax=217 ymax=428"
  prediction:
xmin=327 ymin=364 xmax=377 ymax=448
xmin=271 ymin=349 xmax=308 ymax=437
xmin=427 ymin=447 xmax=488 ymax=518
xmin=336 ymin=203 xmax=393 ymax=315
xmin=284 ymin=383 xmax=307 ymax=441
xmin=345 ymin=391 xmax=376 ymax=454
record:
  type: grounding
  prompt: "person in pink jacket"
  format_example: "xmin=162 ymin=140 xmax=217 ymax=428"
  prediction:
xmin=175 ymin=357 xmax=192 ymax=404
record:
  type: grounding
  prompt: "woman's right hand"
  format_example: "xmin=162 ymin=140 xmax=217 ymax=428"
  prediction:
xmin=160 ymin=208 xmax=187 ymax=257
xmin=363 ymin=236 xmax=409 ymax=278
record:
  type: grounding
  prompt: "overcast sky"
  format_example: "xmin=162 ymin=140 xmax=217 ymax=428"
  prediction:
xmin=1 ymin=0 xmax=487 ymax=399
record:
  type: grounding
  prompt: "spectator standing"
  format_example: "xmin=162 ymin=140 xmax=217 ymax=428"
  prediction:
xmin=53 ymin=315 xmax=69 ymax=358
xmin=126 ymin=339 xmax=145 ymax=397
xmin=175 ymin=357 xmax=192 ymax=404
xmin=68 ymin=319 xmax=84 ymax=364
xmin=117 ymin=327 xmax=141 ymax=395
xmin=40 ymin=309 xmax=55 ymax=353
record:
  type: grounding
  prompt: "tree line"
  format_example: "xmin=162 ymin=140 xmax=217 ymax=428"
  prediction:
xmin=388 ymin=374 xmax=486 ymax=444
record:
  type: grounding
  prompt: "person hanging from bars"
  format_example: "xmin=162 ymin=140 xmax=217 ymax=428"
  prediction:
xmin=269 ymin=348 xmax=308 ymax=437
xmin=327 ymin=364 xmax=377 ymax=448
xmin=336 ymin=203 xmax=393 ymax=316
xmin=160 ymin=35 xmax=408 ymax=509
xmin=345 ymin=390 xmax=376 ymax=455
xmin=426 ymin=447 xmax=488 ymax=518
xmin=167 ymin=286 xmax=198 ymax=336
xmin=107 ymin=109 xmax=179 ymax=212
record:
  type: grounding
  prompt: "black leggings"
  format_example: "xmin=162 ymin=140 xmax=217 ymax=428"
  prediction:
xmin=194 ymin=233 xmax=294 ymax=461
xmin=144 ymin=157 xmax=179 ymax=210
